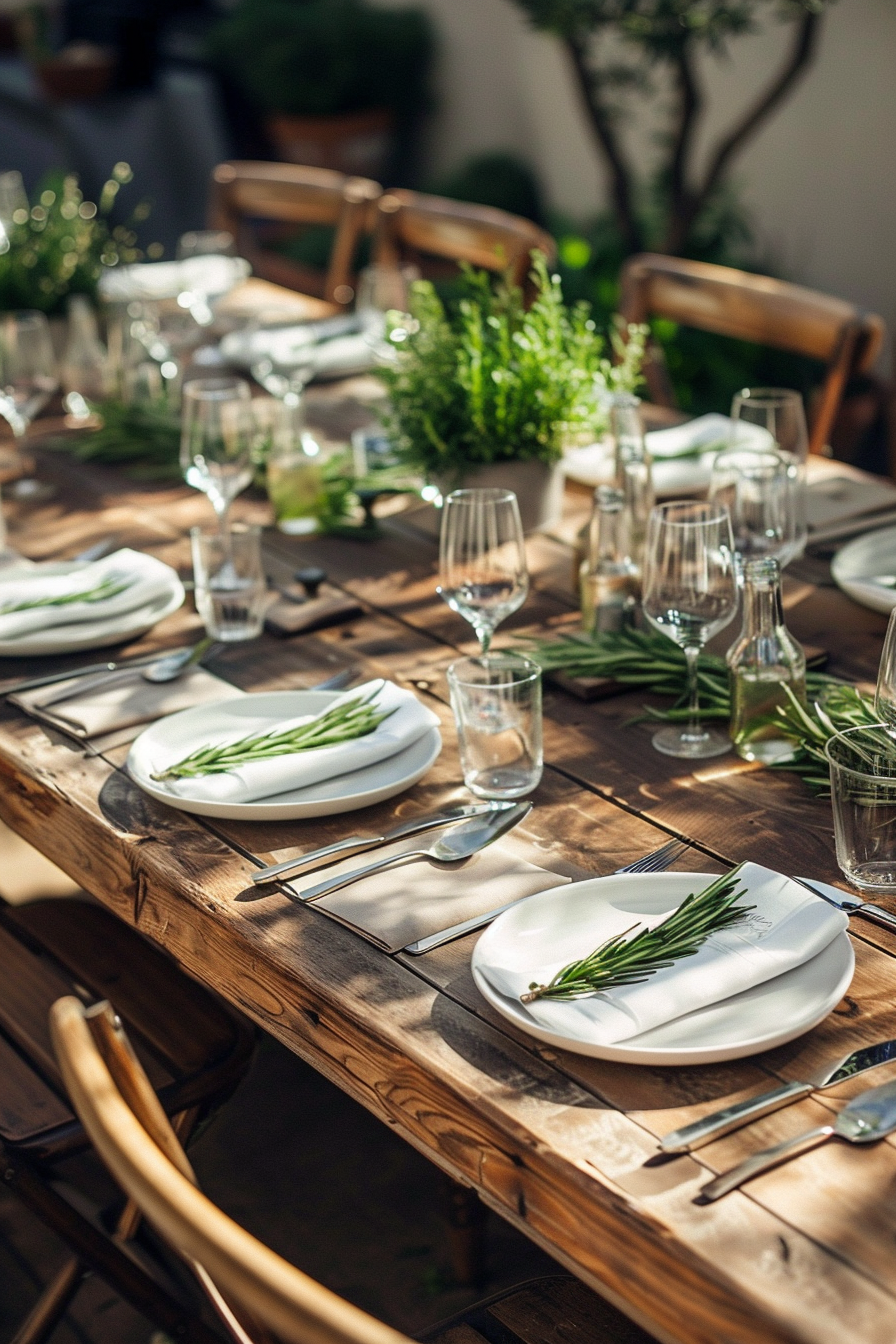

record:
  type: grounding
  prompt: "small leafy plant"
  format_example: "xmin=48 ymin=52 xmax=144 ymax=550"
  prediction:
xmin=0 ymin=166 xmax=152 ymax=315
xmin=377 ymin=255 xmax=645 ymax=484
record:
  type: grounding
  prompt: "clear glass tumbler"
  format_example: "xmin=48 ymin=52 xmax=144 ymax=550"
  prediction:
xmin=191 ymin=523 xmax=266 ymax=642
xmin=447 ymin=652 xmax=542 ymax=800
xmin=826 ymin=725 xmax=896 ymax=892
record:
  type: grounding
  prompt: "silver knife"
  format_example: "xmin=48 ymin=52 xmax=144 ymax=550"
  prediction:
xmin=660 ymin=1036 xmax=896 ymax=1154
xmin=251 ymin=802 xmax=517 ymax=884
xmin=792 ymin=875 xmax=896 ymax=934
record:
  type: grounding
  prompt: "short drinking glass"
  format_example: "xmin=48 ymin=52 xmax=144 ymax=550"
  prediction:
xmin=708 ymin=446 xmax=802 ymax=571
xmin=826 ymin=725 xmax=896 ymax=893
xmin=447 ymin=652 xmax=542 ymax=800
xmin=191 ymin=524 xmax=266 ymax=642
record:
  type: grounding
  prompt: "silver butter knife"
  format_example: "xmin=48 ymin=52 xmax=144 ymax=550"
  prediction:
xmin=660 ymin=1036 xmax=896 ymax=1154
xmin=251 ymin=802 xmax=517 ymax=884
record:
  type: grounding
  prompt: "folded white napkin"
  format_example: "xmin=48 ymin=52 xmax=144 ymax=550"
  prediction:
xmin=645 ymin=414 xmax=774 ymax=460
xmin=479 ymin=864 xmax=848 ymax=1045
xmin=155 ymin=679 xmax=441 ymax=803
xmin=0 ymin=550 xmax=179 ymax=640
xmin=98 ymin=256 xmax=250 ymax=303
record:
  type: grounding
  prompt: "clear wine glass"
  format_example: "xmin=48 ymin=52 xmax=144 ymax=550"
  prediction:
xmin=0 ymin=311 xmax=60 ymax=498
xmin=438 ymin=488 xmax=528 ymax=653
xmin=874 ymin=606 xmax=896 ymax=734
xmin=708 ymin=446 xmax=802 ymax=572
xmin=730 ymin=387 xmax=808 ymax=559
xmin=180 ymin=377 xmax=254 ymax=533
xmin=642 ymin=500 xmax=739 ymax=759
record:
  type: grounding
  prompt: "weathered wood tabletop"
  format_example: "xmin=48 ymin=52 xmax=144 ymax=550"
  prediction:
xmin=1 ymin=425 xmax=895 ymax=1344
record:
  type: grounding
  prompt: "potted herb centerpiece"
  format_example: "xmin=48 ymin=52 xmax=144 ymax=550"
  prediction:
xmin=209 ymin=0 xmax=434 ymax=178
xmin=377 ymin=255 xmax=645 ymax=533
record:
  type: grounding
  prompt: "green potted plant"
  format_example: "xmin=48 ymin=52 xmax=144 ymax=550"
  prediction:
xmin=377 ymin=255 xmax=645 ymax=532
xmin=209 ymin=0 xmax=434 ymax=177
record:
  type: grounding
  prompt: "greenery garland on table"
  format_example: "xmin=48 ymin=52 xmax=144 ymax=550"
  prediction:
xmin=524 ymin=627 xmax=879 ymax=793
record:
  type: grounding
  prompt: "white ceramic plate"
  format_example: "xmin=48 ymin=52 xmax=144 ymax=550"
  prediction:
xmin=0 ymin=562 xmax=185 ymax=657
xmin=471 ymin=872 xmax=854 ymax=1065
xmin=831 ymin=525 xmax=896 ymax=614
xmin=127 ymin=690 xmax=442 ymax=820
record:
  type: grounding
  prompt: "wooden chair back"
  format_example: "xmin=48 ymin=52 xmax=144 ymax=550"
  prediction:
xmin=50 ymin=996 xmax=411 ymax=1344
xmin=619 ymin=252 xmax=885 ymax=455
xmin=372 ymin=189 xmax=556 ymax=291
xmin=209 ymin=161 xmax=382 ymax=308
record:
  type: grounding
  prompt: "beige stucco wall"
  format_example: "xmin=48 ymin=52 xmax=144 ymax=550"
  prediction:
xmin=378 ymin=0 xmax=896 ymax=364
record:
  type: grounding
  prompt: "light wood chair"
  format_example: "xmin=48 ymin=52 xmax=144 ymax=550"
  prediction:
xmin=209 ymin=161 xmax=383 ymax=309
xmin=50 ymin=994 xmax=657 ymax=1344
xmin=372 ymin=189 xmax=556 ymax=292
xmin=619 ymin=253 xmax=885 ymax=456
xmin=0 ymin=899 xmax=254 ymax=1344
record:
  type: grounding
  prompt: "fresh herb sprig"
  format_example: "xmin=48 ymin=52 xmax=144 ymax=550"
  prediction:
xmin=152 ymin=686 xmax=396 ymax=782
xmin=522 ymin=868 xmax=751 ymax=1003
xmin=0 ymin=573 xmax=133 ymax=615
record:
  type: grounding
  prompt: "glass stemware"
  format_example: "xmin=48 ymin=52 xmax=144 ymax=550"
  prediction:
xmin=874 ymin=606 xmax=896 ymax=733
xmin=642 ymin=500 xmax=739 ymax=759
xmin=708 ymin=446 xmax=803 ymax=572
xmin=0 ymin=310 xmax=59 ymax=498
xmin=180 ymin=377 xmax=254 ymax=533
xmin=438 ymin=488 xmax=528 ymax=653
xmin=730 ymin=386 xmax=808 ymax=560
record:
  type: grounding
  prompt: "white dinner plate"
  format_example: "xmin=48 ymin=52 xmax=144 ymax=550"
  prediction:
xmin=471 ymin=872 xmax=854 ymax=1065
xmin=0 ymin=562 xmax=185 ymax=657
xmin=127 ymin=690 xmax=442 ymax=820
xmin=831 ymin=524 xmax=896 ymax=614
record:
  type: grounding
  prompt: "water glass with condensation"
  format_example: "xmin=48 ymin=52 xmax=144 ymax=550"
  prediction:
xmin=826 ymin=725 xmax=896 ymax=892
xmin=191 ymin=524 xmax=266 ymax=642
xmin=447 ymin=652 xmax=542 ymax=800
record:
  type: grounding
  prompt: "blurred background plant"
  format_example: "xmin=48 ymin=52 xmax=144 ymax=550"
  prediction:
xmin=0 ymin=163 xmax=151 ymax=315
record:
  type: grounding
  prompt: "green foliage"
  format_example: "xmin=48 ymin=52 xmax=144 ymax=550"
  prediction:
xmin=510 ymin=1 xmax=825 ymax=51
xmin=48 ymin=398 xmax=182 ymax=480
xmin=378 ymin=255 xmax=645 ymax=482
xmin=0 ymin=166 xmax=149 ymax=315
xmin=427 ymin=153 xmax=546 ymax=228
xmin=208 ymin=0 xmax=434 ymax=119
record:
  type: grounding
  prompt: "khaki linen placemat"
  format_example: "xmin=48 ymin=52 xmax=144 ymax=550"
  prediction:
xmin=293 ymin=836 xmax=569 ymax=953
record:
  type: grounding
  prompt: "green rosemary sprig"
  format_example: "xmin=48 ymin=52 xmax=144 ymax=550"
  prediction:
xmin=152 ymin=686 xmax=396 ymax=781
xmin=522 ymin=867 xmax=751 ymax=1003
xmin=0 ymin=572 xmax=133 ymax=614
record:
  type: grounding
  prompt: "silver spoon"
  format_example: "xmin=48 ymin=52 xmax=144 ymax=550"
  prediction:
xmin=292 ymin=802 xmax=532 ymax=903
xmin=698 ymin=1078 xmax=896 ymax=1202
xmin=39 ymin=638 xmax=215 ymax=707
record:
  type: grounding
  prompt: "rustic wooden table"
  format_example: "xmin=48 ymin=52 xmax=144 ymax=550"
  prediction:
xmin=0 ymin=433 xmax=895 ymax=1344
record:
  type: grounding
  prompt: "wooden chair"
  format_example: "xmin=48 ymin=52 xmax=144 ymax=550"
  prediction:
xmin=209 ymin=161 xmax=383 ymax=308
xmin=372 ymin=190 xmax=556 ymax=292
xmin=618 ymin=253 xmax=885 ymax=456
xmin=0 ymin=897 xmax=254 ymax=1344
xmin=50 ymin=994 xmax=657 ymax=1344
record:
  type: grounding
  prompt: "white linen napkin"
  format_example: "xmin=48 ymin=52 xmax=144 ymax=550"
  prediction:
xmin=153 ymin=679 xmax=441 ymax=803
xmin=645 ymin=414 xmax=774 ymax=460
xmin=479 ymin=864 xmax=848 ymax=1045
xmin=0 ymin=550 xmax=178 ymax=640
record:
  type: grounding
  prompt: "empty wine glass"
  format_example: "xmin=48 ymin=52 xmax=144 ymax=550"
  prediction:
xmin=730 ymin=387 xmax=809 ymax=463
xmin=642 ymin=500 xmax=739 ymax=759
xmin=438 ymin=488 xmax=528 ymax=653
xmin=0 ymin=311 xmax=59 ymax=498
xmin=181 ymin=377 xmax=254 ymax=532
xmin=874 ymin=607 xmax=896 ymax=734
xmin=708 ymin=446 xmax=804 ymax=572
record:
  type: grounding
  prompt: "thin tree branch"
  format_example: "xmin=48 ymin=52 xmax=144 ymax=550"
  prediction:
xmin=563 ymin=34 xmax=644 ymax=254
xmin=663 ymin=42 xmax=702 ymax=252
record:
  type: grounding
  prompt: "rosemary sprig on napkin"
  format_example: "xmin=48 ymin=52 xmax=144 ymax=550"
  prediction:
xmin=152 ymin=686 xmax=396 ymax=782
xmin=0 ymin=572 xmax=133 ymax=615
xmin=522 ymin=868 xmax=751 ymax=1003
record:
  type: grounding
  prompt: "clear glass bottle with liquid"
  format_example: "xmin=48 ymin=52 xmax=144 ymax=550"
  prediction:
xmin=611 ymin=393 xmax=654 ymax=574
xmin=580 ymin=485 xmax=639 ymax=634
xmin=728 ymin=556 xmax=806 ymax=762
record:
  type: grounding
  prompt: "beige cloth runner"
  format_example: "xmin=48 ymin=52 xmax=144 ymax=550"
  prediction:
xmin=12 ymin=667 xmax=243 ymax=748
xmin=293 ymin=837 xmax=568 ymax=953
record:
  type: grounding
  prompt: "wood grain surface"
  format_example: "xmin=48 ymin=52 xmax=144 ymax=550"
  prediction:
xmin=0 ymin=442 xmax=894 ymax=1344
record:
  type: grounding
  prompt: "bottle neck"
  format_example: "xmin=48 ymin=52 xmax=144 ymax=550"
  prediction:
xmin=588 ymin=498 xmax=630 ymax=573
xmin=741 ymin=561 xmax=785 ymax=635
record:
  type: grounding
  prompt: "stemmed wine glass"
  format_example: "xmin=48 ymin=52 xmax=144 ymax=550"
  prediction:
xmin=730 ymin=387 xmax=808 ymax=559
xmin=438 ymin=488 xmax=528 ymax=653
xmin=0 ymin=311 xmax=59 ymax=497
xmin=180 ymin=377 xmax=254 ymax=534
xmin=642 ymin=500 xmax=739 ymax=759
xmin=708 ymin=446 xmax=804 ymax=573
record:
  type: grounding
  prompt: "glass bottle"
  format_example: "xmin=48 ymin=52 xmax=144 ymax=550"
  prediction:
xmin=61 ymin=295 xmax=110 ymax=407
xmin=579 ymin=485 xmax=639 ymax=634
xmin=611 ymin=393 xmax=654 ymax=574
xmin=728 ymin=557 xmax=806 ymax=763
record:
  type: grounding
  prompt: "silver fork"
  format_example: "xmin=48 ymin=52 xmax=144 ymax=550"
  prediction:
xmin=402 ymin=835 xmax=691 ymax=954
